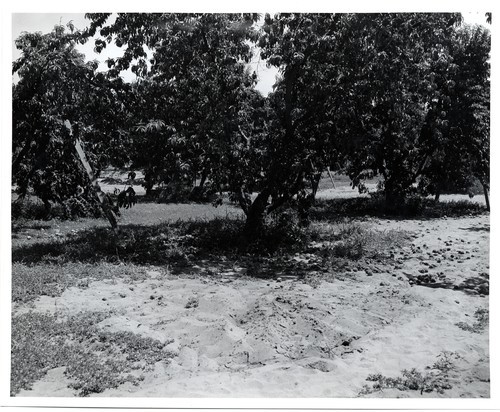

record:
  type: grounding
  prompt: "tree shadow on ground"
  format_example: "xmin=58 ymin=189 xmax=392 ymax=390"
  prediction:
xmin=310 ymin=197 xmax=488 ymax=221
xmin=405 ymin=273 xmax=489 ymax=296
xmin=11 ymin=216 xmax=311 ymax=268
xmin=11 ymin=213 xmax=411 ymax=285
xmin=459 ymin=225 xmax=490 ymax=232
xmin=11 ymin=221 xmax=52 ymax=233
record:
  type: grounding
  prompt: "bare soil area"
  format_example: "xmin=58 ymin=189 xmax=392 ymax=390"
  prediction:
xmin=12 ymin=213 xmax=489 ymax=397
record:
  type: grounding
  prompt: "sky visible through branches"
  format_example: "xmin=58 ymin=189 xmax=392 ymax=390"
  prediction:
xmin=11 ymin=13 xmax=279 ymax=95
xmin=11 ymin=12 xmax=488 ymax=95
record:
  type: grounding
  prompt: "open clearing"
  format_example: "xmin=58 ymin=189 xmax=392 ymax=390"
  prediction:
xmin=10 ymin=185 xmax=489 ymax=398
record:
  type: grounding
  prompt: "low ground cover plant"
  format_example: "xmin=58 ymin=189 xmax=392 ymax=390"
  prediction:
xmin=11 ymin=311 xmax=174 ymax=396
xmin=11 ymin=262 xmax=151 ymax=304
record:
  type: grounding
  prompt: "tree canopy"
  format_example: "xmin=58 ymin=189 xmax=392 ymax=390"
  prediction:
xmin=12 ymin=13 xmax=491 ymax=226
xmin=12 ymin=23 xmax=135 ymax=217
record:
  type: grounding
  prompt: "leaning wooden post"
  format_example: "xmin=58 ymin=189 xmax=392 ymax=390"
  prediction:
xmin=326 ymin=167 xmax=336 ymax=189
xmin=64 ymin=120 xmax=118 ymax=229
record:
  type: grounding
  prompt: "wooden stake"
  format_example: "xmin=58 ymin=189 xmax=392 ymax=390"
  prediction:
xmin=326 ymin=167 xmax=336 ymax=189
xmin=65 ymin=120 xmax=118 ymax=229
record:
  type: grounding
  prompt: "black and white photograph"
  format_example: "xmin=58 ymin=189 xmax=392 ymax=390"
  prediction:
xmin=0 ymin=2 xmax=497 ymax=408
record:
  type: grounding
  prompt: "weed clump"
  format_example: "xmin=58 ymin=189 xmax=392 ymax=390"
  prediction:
xmin=360 ymin=352 xmax=461 ymax=396
xmin=456 ymin=308 xmax=489 ymax=333
xmin=313 ymin=221 xmax=411 ymax=261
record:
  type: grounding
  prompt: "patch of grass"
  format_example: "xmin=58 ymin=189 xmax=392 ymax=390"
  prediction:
xmin=456 ymin=308 xmax=489 ymax=333
xmin=12 ymin=224 xmax=188 ymax=265
xmin=11 ymin=263 xmax=68 ymax=303
xmin=117 ymin=201 xmax=243 ymax=226
xmin=11 ymin=262 xmax=152 ymax=304
xmin=11 ymin=311 xmax=174 ymax=396
xmin=359 ymin=352 xmax=461 ymax=396
xmin=311 ymin=197 xmax=488 ymax=221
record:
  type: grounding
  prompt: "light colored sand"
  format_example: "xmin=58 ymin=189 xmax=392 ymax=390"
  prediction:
xmin=14 ymin=214 xmax=489 ymax=398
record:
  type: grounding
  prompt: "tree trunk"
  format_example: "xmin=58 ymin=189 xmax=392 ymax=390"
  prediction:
xmin=384 ymin=184 xmax=405 ymax=213
xmin=198 ymin=171 xmax=207 ymax=188
xmin=434 ymin=193 xmax=440 ymax=202
xmin=311 ymin=173 xmax=321 ymax=199
xmin=242 ymin=191 xmax=270 ymax=241
xmin=298 ymin=193 xmax=315 ymax=225
xmin=144 ymin=173 xmax=154 ymax=196
xmin=481 ymin=182 xmax=490 ymax=212
xmin=41 ymin=196 xmax=52 ymax=220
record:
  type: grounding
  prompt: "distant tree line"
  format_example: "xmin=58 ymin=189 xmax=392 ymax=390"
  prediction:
xmin=12 ymin=13 xmax=490 ymax=234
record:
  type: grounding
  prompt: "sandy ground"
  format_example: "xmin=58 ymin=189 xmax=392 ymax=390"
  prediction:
xmin=14 ymin=213 xmax=489 ymax=398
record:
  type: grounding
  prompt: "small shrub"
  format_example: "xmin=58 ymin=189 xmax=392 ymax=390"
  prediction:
xmin=12 ymin=198 xmax=49 ymax=220
xmin=12 ymin=195 xmax=103 ymax=221
xmin=61 ymin=196 xmax=102 ymax=219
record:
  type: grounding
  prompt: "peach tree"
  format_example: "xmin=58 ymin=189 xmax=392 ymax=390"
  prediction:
xmin=12 ymin=24 xmax=134 ymax=218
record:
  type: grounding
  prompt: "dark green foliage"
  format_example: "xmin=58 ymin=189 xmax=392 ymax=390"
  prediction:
xmin=91 ymin=14 xmax=265 ymax=204
xmin=156 ymin=182 xmax=216 ymax=204
xmin=334 ymin=14 xmax=463 ymax=206
xmin=12 ymin=198 xmax=53 ymax=221
xmin=419 ymin=25 xmax=490 ymax=205
xmin=12 ymin=196 xmax=104 ymax=220
xmin=14 ymin=13 xmax=490 ymax=231
xmin=12 ymin=25 xmax=133 ymax=218
xmin=11 ymin=311 xmax=173 ymax=396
